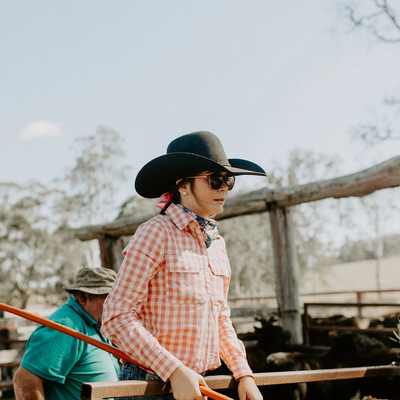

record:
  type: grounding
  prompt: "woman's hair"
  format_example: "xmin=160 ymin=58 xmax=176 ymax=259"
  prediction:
xmin=159 ymin=177 xmax=195 ymax=214
xmin=170 ymin=178 xmax=194 ymax=204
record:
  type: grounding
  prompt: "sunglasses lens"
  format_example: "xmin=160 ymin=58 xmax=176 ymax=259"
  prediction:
xmin=226 ymin=176 xmax=235 ymax=190
xmin=208 ymin=176 xmax=235 ymax=190
xmin=209 ymin=177 xmax=223 ymax=190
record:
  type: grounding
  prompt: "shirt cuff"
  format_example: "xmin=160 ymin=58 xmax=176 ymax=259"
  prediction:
xmin=152 ymin=355 xmax=182 ymax=382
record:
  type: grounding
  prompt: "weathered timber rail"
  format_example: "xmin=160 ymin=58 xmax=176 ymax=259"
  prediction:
xmin=75 ymin=156 xmax=400 ymax=241
xmin=81 ymin=365 xmax=400 ymax=399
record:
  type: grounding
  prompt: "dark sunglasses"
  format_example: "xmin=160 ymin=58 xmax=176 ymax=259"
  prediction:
xmin=186 ymin=174 xmax=236 ymax=191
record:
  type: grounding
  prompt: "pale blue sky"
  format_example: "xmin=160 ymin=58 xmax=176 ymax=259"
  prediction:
xmin=1 ymin=1 xmax=399 ymax=195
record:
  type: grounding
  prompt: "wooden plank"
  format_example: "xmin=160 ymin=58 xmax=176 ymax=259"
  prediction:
xmin=228 ymin=288 xmax=400 ymax=301
xmin=223 ymin=155 xmax=400 ymax=213
xmin=0 ymin=339 xmax=27 ymax=344
xmin=304 ymin=302 xmax=400 ymax=307
xmin=98 ymin=235 xmax=124 ymax=272
xmin=253 ymin=365 xmax=400 ymax=385
xmin=0 ymin=380 xmax=13 ymax=389
xmin=268 ymin=204 xmax=302 ymax=344
xmin=80 ymin=366 xmax=400 ymax=399
xmin=75 ymin=156 xmax=400 ymax=241
xmin=306 ymin=326 xmax=396 ymax=333
xmin=230 ymin=307 xmax=277 ymax=318
xmin=0 ymin=362 xmax=20 ymax=368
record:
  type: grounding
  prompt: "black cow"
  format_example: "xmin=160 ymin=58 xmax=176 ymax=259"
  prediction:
xmin=206 ymin=316 xmax=292 ymax=399
xmin=367 ymin=312 xmax=400 ymax=348
xmin=262 ymin=333 xmax=395 ymax=400
xmin=207 ymin=316 xmax=292 ymax=376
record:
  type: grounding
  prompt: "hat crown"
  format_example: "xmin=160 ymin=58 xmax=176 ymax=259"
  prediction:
xmin=135 ymin=130 xmax=266 ymax=198
xmin=63 ymin=268 xmax=117 ymax=294
xmin=74 ymin=268 xmax=116 ymax=287
xmin=167 ymin=131 xmax=230 ymax=166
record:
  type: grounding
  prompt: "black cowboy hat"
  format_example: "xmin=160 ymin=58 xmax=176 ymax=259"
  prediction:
xmin=135 ymin=131 xmax=267 ymax=198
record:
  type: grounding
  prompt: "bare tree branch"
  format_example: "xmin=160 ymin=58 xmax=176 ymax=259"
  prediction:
xmin=352 ymin=123 xmax=400 ymax=145
xmin=340 ymin=0 xmax=400 ymax=42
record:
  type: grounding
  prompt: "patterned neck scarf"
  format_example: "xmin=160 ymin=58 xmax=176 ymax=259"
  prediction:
xmin=182 ymin=206 xmax=218 ymax=248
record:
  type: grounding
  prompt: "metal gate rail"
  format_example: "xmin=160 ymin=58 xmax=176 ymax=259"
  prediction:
xmin=80 ymin=364 xmax=400 ymax=400
xmin=303 ymin=302 xmax=400 ymax=345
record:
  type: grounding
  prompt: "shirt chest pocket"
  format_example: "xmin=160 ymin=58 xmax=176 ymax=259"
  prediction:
xmin=164 ymin=255 xmax=206 ymax=304
xmin=209 ymin=258 xmax=230 ymax=304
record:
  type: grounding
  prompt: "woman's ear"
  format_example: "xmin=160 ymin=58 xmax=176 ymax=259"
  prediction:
xmin=178 ymin=182 xmax=189 ymax=196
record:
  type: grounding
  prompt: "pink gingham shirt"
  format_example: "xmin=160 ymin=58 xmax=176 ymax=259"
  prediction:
xmin=102 ymin=202 xmax=253 ymax=382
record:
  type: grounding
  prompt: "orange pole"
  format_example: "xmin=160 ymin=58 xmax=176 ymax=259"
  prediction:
xmin=0 ymin=302 xmax=233 ymax=400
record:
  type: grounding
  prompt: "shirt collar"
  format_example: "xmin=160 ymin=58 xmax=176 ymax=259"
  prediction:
xmin=182 ymin=206 xmax=218 ymax=247
xmin=163 ymin=202 xmax=196 ymax=230
xmin=66 ymin=297 xmax=98 ymax=328
xmin=163 ymin=203 xmax=219 ymax=247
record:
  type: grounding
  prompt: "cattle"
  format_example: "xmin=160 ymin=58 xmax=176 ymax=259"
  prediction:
xmin=207 ymin=316 xmax=292 ymax=376
xmin=303 ymin=313 xmax=369 ymax=347
xmin=209 ymin=316 xmax=400 ymax=400
xmin=246 ymin=316 xmax=292 ymax=372
xmin=206 ymin=316 xmax=292 ymax=399
xmin=357 ymin=343 xmax=400 ymax=399
xmin=262 ymin=333 xmax=400 ymax=400
xmin=367 ymin=312 xmax=400 ymax=348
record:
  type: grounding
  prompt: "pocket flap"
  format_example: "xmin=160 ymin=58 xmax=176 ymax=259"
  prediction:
xmin=166 ymin=254 xmax=204 ymax=273
xmin=209 ymin=258 xmax=230 ymax=277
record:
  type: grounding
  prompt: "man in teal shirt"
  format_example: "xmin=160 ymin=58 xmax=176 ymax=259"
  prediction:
xmin=13 ymin=268 xmax=120 ymax=400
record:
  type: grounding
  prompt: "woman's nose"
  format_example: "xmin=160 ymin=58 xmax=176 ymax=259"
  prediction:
xmin=218 ymin=182 xmax=229 ymax=192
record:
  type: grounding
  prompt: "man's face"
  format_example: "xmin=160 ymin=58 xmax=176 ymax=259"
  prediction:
xmin=79 ymin=293 xmax=108 ymax=327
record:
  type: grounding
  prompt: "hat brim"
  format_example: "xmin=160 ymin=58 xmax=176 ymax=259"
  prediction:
xmin=63 ymin=285 xmax=112 ymax=295
xmin=135 ymin=153 xmax=267 ymax=198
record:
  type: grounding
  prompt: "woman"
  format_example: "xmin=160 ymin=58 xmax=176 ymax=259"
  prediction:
xmin=102 ymin=131 xmax=267 ymax=400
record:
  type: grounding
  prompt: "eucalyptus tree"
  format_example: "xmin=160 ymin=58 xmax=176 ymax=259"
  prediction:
xmin=0 ymin=182 xmax=85 ymax=308
xmin=53 ymin=126 xmax=132 ymax=268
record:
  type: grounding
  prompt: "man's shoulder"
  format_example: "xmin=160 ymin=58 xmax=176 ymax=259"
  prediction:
xmin=48 ymin=301 xmax=86 ymax=330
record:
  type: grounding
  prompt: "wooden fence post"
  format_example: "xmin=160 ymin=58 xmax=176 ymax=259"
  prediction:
xmin=98 ymin=235 xmax=124 ymax=272
xmin=268 ymin=203 xmax=302 ymax=344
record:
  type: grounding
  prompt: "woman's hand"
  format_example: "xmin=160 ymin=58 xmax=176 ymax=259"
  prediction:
xmin=169 ymin=364 xmax=207 ymax=400
xmin=238 ymin=375 xmax=263 ymax=400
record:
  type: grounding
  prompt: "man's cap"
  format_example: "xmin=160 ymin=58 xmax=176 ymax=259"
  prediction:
xmin=63 ymin=267 xmax=117 ymax=295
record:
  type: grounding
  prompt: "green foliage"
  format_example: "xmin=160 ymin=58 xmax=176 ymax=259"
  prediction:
xmin=117 ymin=195 xmax=157 ymax=220
xmin=271 ymin=150 xmax=343 ymax=274
xmin=0 ymin=182 xmax=85 ymax=308
xmin=0 ymin=126 xmax=131 ymax=307
xmin=53 ymin=126 xmax=132 ymax=227
xmin=219 ymin=212 xmax=274 ymax=297
xmin=339 ymin=234 xmax=400 ymax=263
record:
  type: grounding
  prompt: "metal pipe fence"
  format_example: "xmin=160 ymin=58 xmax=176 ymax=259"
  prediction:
xmin=303 ymin=302 xmax=400 ymax=346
